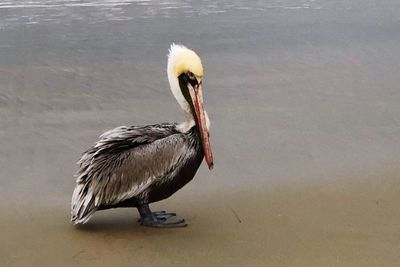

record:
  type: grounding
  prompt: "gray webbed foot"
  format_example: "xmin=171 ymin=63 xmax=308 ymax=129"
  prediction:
xmin=152 ymin=211 xmax=177 ymax=221
xmin=137 ymin=205 xmax=187 ymax=228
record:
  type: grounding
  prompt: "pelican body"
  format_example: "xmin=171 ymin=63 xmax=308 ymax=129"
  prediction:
xmin=71 ymin=44 xmax=213 ymax=227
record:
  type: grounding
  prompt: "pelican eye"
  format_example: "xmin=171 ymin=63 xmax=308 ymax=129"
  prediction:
xmin=186 ymin=71 xmax=198 ymax=87
xmin=187 ymin=71 xmax=196 ymax=80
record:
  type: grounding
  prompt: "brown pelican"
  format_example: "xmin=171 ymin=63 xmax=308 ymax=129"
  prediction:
xmin=71 ymin=44 xmax=213 ymax=228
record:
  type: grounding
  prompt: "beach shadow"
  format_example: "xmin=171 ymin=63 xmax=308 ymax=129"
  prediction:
xmin=73 ymin=210 xmax=146 ymax=233
xmin=72 ymin=209 xmax=193 ymax=238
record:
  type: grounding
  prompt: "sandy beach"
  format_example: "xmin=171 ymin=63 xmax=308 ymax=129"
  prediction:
xmin=1 ymin=1 xmax=400 ymax=266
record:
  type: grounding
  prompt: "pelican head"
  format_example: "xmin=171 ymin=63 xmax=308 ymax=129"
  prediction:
xmin=167 ymin=44 xmax=213 ymax=170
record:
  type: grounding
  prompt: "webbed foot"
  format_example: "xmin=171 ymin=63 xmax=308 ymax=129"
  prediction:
xmin=137 ymin=205 xmax=187 ymax=228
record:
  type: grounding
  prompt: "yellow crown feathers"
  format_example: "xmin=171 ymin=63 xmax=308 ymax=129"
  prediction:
xmin=168 ymin=44 xmax=203 ymax=79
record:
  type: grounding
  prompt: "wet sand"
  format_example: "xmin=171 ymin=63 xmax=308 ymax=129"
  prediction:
xmin=2 ymin=168 xmax=400 ymax=266
xmin=1 ymin=1 xmax=400 ymax=266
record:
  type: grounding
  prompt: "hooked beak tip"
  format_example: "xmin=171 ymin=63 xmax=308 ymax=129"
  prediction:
xmin=208 ymin=162 xmax=214 ymax=170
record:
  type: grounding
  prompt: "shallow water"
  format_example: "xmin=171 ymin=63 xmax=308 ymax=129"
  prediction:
xmin=1 ymin=1 xmax=400 ymax=266
xmin=0 ymin=0 xmax=371 ymax=27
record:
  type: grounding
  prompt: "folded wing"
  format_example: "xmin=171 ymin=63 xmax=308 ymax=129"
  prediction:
xmin=71 ymin=123 xmax=188 ymax=224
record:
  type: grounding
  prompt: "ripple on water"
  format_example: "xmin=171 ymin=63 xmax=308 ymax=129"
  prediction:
xmin=0 ymin=0 xmax=359 ymax=28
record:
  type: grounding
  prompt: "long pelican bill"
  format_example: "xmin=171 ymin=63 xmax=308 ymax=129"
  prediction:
xmin=193 ymin=84 xmax=214 ymax=170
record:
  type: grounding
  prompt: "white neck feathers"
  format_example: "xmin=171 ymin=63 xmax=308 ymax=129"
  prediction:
xmin=167 ymin=44 xmax=193 ymax=120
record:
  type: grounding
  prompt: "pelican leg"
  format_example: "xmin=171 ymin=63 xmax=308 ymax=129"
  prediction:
xmin=137 ymin=204 xmax=187 ymax=228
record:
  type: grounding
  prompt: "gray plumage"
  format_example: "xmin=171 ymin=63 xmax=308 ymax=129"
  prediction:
xmin=71 ymin=123 xmax=202 ymax=224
